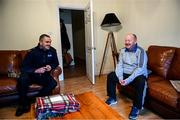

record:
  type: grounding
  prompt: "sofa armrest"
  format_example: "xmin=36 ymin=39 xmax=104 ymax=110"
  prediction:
xmin=178 ymin=92 xmax=180 ymax=109
xmin=51 ymin=66 xmax=62 ymax=81
xmin=50 ymin=66 xmax=62 ymax=94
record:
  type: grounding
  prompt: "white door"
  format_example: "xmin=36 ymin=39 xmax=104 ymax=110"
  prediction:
xmin=84 ymin=0 xmax=95 ymax=84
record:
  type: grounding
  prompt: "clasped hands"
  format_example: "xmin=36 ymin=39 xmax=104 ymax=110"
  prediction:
xmin=34 ymin=65 xmax=51 ymax=74
xmin=119 ymin=80 xmax=126 ymax=86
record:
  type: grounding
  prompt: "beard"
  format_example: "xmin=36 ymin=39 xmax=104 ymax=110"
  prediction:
xmin=40 ymin=45 xmax=50 ymax=51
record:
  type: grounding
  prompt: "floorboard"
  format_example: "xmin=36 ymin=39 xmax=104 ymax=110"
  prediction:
xmin=0 ymin=75 xmax=162 ymax=119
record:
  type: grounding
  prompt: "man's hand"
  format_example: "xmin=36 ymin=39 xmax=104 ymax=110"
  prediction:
xmin=119 ymin=80 xmax=126 ymax=86
xmin=34 ymin=67 xmax=46 ymax=74
xmin=44 ymin=65 xmax=51 ymax=72
xmin=34 ymin=65 xmax=51 ymax=74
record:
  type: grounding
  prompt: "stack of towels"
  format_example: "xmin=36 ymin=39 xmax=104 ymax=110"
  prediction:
xmin=35 ymin=94 xmax=80 ymax=120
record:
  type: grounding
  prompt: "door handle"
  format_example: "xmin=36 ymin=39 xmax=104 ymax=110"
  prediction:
xmin=87 ymin=47 xmax=96 ymax=51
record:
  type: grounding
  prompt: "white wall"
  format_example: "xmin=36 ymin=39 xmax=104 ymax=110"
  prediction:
xmin=94 ymin=0 xmax=180 ymax=75
xmin=0 ymin=0 xmax=63 ymax=79
xmin=93 ymin=0 xmax=122 ymax=75
xmin=0 ymin=0 xmax=88 ymax=80
xmin=1 ymin=0 xmax=180 ymax=77
xmin=116 ymin=0 xmax=180 ymax=50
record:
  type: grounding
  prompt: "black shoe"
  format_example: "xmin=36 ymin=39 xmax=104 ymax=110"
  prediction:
xmin=15 ymin=104 xmax=30 ymax=116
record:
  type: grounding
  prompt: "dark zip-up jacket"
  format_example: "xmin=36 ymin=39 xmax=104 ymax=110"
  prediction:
xmin=21 ymin=45 xmax=59 ymax=74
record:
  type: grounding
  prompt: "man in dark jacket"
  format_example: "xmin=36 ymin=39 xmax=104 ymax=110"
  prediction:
xmin=15 ymin=34 xmax=59 ymax=116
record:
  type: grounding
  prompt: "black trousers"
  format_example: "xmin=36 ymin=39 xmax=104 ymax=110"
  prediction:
xmin=16 ymin=72 xmax=57 ymax=105
xmin=107 ymin=72 xmax=147 ymax=109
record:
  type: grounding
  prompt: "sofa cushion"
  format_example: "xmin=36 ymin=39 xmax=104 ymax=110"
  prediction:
xmin=19 ymin=50 xmax=28 ymax=62
xmin=0 ymin=76 xmax=42 ymax=96
xmin=147 ymin=74 xmax=164 ymax=84
xmin=167 ymin=48 xmax=180 ymax=80
xmin=148 ymin=80 xmax=178 ymax=108
xmin=0 ymin=76 xmax=17 ymax=95
xmin=0 ymin=51 xmax=21 ymax=75
xmin=147 ymin=46 xmax=175 ymax=78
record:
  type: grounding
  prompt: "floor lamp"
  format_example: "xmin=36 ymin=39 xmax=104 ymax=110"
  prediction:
xmin=99 ymin=13 xmax=121 ymax=77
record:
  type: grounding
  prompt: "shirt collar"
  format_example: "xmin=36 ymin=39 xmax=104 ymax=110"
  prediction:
xmin=125 ymin=43 xmax=137 ymax=52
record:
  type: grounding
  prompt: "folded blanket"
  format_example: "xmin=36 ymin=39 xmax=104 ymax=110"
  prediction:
xmin=35 ymin=94 xmax=80 ymax=120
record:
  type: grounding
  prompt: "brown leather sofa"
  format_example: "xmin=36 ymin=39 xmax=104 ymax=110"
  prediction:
xmin=0 ymin=50 xmax=62 ymax=106
xmin=118 ymin=45 xmax=180 ymax=119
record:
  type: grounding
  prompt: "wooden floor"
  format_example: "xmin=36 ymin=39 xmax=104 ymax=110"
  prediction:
xmin=0 ymin=75 xmax=163 ymax=119
xmin=60 ymin=76 xmax=163 ymax=120
xmin=63 ymin=57 xmax=86 ymax=79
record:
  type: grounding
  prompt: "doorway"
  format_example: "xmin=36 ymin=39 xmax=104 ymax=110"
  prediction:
xmin=59 ymin=9 xmax=86 ymax=79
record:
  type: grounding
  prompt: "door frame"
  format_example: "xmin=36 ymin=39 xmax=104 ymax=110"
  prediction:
xmin=58 ymin=0 xmax=93 ymax=81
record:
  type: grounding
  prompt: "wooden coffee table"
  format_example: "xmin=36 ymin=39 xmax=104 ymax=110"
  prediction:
xmin=30 ymin=91 xmax=124 ymax=119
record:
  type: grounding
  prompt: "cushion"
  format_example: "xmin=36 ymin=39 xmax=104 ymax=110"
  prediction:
xmin=167 ymin=48 xmax=180 ymax=79
xmin=148 ymin=80 xmax=178 ymax=108
xmin=147 ymin=74 xmax=164 ymax=84
xmin=147 ymin=46 xmax=175 ymax=78
xmin=0 ymin=76 xmax=17 ymax=95
xmin=0 ymin=51 xmax=21 ymax=75
xmin=19 ymin=50 xmax=28 ymax=61
xmin=0 ymin=76 xmax=42 ymax=96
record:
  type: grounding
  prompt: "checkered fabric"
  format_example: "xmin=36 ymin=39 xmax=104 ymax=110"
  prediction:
xmin=35 ymin=94 xmax=80 ymax=120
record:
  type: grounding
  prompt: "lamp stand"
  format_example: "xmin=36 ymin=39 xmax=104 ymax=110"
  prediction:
xmin=99 ymin=32 xmax=119 ymax=77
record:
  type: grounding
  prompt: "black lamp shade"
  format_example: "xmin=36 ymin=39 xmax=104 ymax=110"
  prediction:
xmin=101 ymin=13 xmax=121 ymax=27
